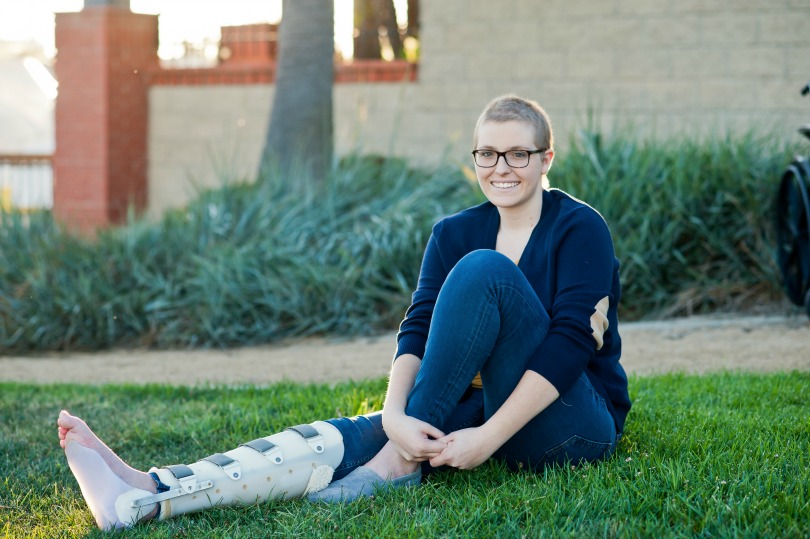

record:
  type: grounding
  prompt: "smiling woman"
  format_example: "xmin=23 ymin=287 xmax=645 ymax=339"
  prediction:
xmin=54 ymin=94 xmax=631 ymax=530
xmin=472 ymin=120 xmax=551 ymax=219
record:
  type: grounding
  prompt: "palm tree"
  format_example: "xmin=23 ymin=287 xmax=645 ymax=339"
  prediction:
xmin=354 ymin=0 xmax=403 ymax=60
xmin=259 ymin=0 xmax=334 ymax=182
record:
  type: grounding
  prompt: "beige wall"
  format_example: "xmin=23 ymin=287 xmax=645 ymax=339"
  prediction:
xmin=149 ymin=0 xmax=810 ymax=215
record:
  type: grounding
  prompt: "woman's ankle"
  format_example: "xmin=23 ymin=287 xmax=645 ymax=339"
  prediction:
xmin=365 ymin=443 xmax=419 ymax=479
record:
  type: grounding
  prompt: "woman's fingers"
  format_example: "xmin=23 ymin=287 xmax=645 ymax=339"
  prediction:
xmin=422 ymin=424 xmax=446 ymax=440
xmin=418 ymin=437 xmax=447 ymax=457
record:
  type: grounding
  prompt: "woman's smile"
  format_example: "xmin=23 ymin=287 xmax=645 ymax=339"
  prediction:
xmin=492 ymin=180 xmax=520 ymax=190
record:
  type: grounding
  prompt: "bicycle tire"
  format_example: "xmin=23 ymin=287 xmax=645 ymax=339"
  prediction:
xmin=775 ymin=157 xmax=810 ymax=307
xmin=806 ymin=289 xmax=810 ymax=318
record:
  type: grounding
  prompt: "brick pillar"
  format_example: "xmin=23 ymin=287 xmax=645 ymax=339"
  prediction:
xmin=219 ymin=24 xmax=279 ymax=65
xmin=53 ymin=6 xmax=158 ymax=231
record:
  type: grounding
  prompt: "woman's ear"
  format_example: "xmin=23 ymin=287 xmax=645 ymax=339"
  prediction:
xmin=541 ymin=149 xmax=554 ymax=174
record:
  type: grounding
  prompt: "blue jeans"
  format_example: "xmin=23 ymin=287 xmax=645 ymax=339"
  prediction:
xmin=327 ymin=250 xmax=618 ymax=478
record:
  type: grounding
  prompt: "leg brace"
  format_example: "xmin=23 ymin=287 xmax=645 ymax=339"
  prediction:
xmin=113 ymin=421 xmax=343 ymax=526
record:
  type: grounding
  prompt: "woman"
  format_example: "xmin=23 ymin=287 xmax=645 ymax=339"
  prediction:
xmin=58 ymin=95 xmax=631 ymax=530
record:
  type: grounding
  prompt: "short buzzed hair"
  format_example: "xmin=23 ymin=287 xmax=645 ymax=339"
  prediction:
xmin=473 ymin=95 xmax=554 ymax=151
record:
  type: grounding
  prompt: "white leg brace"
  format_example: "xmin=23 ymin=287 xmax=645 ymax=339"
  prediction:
xmin=112 ymin=421 xmax=343 ymax=527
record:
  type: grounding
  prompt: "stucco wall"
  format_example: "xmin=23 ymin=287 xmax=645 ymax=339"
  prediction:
xmin=149 ymin=85 xmax=273 ymax=216
xmin=148 ymin=0 xmax=810 ymax=215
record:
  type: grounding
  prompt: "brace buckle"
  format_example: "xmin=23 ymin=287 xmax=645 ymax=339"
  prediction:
xmin=286 ymin=424 xmax=326 ymax=454
xmin=304 ymin=433 xmax=325 ymax=453
xmin=263 ymin=445 xmax=285 ymax=464
xmin=163 ymin=464 xmax=198 ymax=494
xmin=241 ymin=438 xmax=285 ymax=464
xmin=179 ymin=475 xmax=196 ymax=493
xmin=203 ymin=453 xmax=243 ymax=481
xmin=220 ymin=460 xmax=242 ymax=480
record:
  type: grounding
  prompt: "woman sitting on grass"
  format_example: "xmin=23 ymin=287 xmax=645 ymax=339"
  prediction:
xmin=58 ymin=94 xmax=631 ymax=530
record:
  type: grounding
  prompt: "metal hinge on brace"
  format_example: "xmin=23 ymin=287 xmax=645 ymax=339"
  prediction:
xmin=131 ymin=480 xmax=214 ymax=509
xmin=131 ymin=463 xmax=214 ymax=509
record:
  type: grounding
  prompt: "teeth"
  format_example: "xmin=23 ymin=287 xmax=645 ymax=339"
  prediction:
xmin=493 ymin=182 xmax=518 ymax=189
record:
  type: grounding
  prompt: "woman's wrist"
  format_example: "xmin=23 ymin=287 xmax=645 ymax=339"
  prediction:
xmin=478 ymin=419 xmax=510 ymax=451
xmin=381 ymin=407 xmax=406 ymax=428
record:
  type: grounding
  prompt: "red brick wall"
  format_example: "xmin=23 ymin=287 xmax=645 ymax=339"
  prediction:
xmin=53 ymin=6 xmax=157 ymax=231
xmin=52 ymin=10 xmax=415 ymax=228
xmin=220 ymin=23 xmax=279 ymax=65
xmin=148 ymin=60 xmax=416 ymax=86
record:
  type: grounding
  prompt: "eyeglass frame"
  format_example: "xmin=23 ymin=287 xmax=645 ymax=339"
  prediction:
xmin=470 ymin=148 xmax=548 ymax=168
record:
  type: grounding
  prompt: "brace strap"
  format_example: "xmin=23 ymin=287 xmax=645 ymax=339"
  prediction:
xmin=165 ymin=464 xmax=197 ymax=494
xmin=241 ymin=438 xmax=284 ymax=464
xmin=286 ymin=424 xmax=325 ymax=453
xmin=202 ymin=453 xmax=242 ymax=481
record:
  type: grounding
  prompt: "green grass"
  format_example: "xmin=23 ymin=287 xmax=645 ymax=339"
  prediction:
xmin=1 ymin=372 xmax=807 ymax=538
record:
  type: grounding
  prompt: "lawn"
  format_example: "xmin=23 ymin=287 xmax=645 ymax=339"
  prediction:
xmin=1 ymin=372 xmax=808 ymax=538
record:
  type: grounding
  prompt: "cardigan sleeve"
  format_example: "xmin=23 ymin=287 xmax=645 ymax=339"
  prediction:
xmin=395 ymin=221 xmax=449 ymax=360
xmin=526 ymin=206 xmax=618 ymax=394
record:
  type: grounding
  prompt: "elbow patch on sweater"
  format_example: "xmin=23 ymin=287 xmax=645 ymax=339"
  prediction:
xmin=590 ymin=296 xmax=610 ymax=350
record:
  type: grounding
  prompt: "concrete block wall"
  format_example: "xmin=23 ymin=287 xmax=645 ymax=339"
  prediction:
xmin=147 ymin=0 xmax=810 ymax=215
xmin=410 ymin=0 xmax=810 ymax=152
xmin=148 ymin=85 xmax=274 ymax=216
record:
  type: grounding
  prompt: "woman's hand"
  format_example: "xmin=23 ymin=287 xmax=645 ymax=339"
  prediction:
xmin=429 ymin=427 xmax=500 ymax=470
xmin=382 ymin=411 xmax=447 ymax=462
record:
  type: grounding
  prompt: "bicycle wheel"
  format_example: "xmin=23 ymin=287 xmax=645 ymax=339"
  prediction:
xmin=775 ymin=157 xmax=810 ymax=307
xmin=805 ymin=289 xmax=810 ymax=318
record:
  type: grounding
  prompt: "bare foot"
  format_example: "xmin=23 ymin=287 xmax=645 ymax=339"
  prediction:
xmin=363 ymin=441 xmax=420 ymax=479
xmin=58 ymin=410 xmax=157 ymax=493
xmin=58 ymin=410 xmax=158 ymax=529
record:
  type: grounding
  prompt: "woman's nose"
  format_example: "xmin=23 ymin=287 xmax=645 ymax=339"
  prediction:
xmin=495 ymin=155 xmax=512 ymax=173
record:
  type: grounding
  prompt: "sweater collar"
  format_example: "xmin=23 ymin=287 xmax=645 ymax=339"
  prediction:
xmin=484 ymin=189 xmax=555 ymax=250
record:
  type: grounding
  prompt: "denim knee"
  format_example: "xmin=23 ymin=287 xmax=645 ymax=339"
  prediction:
xmin=451 ymin=250 xmax=519 ymax=284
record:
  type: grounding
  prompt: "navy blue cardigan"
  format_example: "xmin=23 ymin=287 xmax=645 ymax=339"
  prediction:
xmin=396 ymin=188 xmax=631 ymax=433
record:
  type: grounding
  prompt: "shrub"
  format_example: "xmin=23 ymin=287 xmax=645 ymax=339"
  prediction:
xmin=553 ymin=130 xmax=797 ymax=318
xmin=0 ymin=133 xmax=798 ymax=353
xmin=0 ymin=157 xmax=479 ymax=352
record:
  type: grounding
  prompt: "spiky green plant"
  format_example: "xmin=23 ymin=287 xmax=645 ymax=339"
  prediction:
xmin=0 ymin=157 xmax=479 ymax=352
xmin=0 ymin=132 xmax=800 ymax=353
xmin=553 ymin=130 xmax=798 ymax=318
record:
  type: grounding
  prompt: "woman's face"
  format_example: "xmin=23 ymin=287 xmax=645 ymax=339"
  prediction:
xmin=473 ymin=120 xmax=552 ymax=213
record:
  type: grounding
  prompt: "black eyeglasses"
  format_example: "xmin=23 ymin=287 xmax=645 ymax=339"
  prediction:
xmin=471 ymin=149 xmax=547 ymax=168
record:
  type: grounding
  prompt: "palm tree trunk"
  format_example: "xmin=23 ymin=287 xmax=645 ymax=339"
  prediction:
xmin=354 ymin=0 xmax=382 ymax=59
xmin=354 ymin=0 xmax=402 ymax=59
xmin=260 ymin=0 xmax=334 ymax=182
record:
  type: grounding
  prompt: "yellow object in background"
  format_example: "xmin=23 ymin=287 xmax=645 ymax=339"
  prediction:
xmin=1 ymin=185 xmax=11 ymax=212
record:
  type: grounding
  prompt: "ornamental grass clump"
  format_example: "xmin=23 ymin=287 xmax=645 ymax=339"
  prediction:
xmin=0 ymin=132 xmax=799 ymax=353
xmin=554 ymin=130 xmax=798 ymax=318
xmin=0 ymin=157 xmax=479 ymax=352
